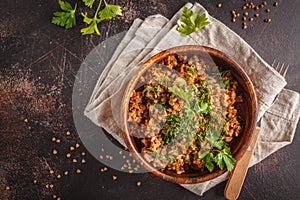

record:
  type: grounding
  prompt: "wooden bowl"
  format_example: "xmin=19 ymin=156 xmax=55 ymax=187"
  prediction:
xmin=121 ymin=45 xmax=258 ymax=184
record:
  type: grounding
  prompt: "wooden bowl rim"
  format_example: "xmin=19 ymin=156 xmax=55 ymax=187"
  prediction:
xmin=121 ymin=45 xmax=258 ymax=184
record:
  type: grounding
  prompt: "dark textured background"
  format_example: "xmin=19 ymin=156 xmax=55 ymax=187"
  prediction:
xmin=0 ymin=0 xmax=299 ymax=199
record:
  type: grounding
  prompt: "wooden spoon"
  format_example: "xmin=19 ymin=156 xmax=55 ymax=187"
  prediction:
xmin=224 ymin=127 xmax=261 ymax=200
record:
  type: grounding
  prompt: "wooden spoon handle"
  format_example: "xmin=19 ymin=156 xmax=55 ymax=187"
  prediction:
xmin=224 ymin=127 xmax=261 ymax=200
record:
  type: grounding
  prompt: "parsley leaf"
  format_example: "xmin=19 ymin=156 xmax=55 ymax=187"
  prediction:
xmin=51 ymin=0 xmax=77 ymax=29
xmin=194 ymin=100 xmax=209 ymax=115
xmin=59 ymin=0 xmax=74 ymax=11
xmin=81 ymin=0 xmax=122 ymax=35
xmin=177 ymin=7 xmax=210 ymax=36
xmin=221 ymin=147 xmax=236 ymax=172
xmin=98 ymin=0 xmax=123 ymax=20
xmin=214 ymin=152 xmax=225 ymax=170
xmin=198 ymin=150 xmax=210 ymax=161
xmin=168 ymin=86 xmax=193 ymax=103
xmin=204 ymin=152 xmax=215 ymax=172
xmin=214 ymin=147 xmax=236 ymax=172
xmin=80 ymin=14 xmax=101 ymax=35
xmin=162 ymin=114 xmax=181 ymax=144
xmin=82 ymin=0 xmax=95 ymax=8
xmin=212 ymin=140 xmax=225 ymax=150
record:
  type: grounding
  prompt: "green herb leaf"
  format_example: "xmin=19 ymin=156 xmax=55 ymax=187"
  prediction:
xmin=167 ymin=155 xmax=176 ymax=164
xmin=213 ymin=147 xmax=236 ymax=172
xmin=206 ymin=130 xmax=220 ymax=145
xmin=212 ymin=140 xmax=225 ymax=150
xmin=80 ymin=13 xmax=101 ymax=35
xmin=51 ymin=0 xmax=77 ymax=29
xmin=98 ymin=0 xmax=123 ymax=20
xmin=204 ymin=152 xmax=215 ymax=172
xmin=162 ymin=114 xmax=181 ymax=144
xmin=168 ymin=86 xmax=192 ymax=103
xmin=221 ymin=147 xmax=236 ymax=172
xmin=152 ymin=151 xmax=165 ymax=160
xmin=198 ymin=150 xmax=210 ymax=161
xmin=58 ymin=0 xmax=74 ymax=11
xmin=223 ymin=79 xmax=230 ymax=89
xmin=177 ymin=7 xmax=210 ymax=36
xmin=187 ymin=67 xmax=197 ymax=74
xmin=82 ymin=0 xmax=95 ymax=8
xmin=220 ymin=70 xmax=231 ymax=78
xmin=194 ymin=100 xmax=209 ymax=115
xmin=214 ymin=152 xmax=225 ymax=170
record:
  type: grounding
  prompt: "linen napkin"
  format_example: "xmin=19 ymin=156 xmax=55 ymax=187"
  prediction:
xmin=84 ymin=3 xmax=300 ymax=196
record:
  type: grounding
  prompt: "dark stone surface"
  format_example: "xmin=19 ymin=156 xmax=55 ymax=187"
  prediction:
xmin=0 ymin=0 xmax=299 ymax=199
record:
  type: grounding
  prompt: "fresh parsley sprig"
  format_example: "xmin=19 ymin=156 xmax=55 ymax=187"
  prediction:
xmin=51 ymin=0 xmax=77 ymax=29
xmin=199 ymin=133 xmax=236 ymax=172
xmin=51 ymin=0 xmax=122 ymax=35
xmin=177 ymin=7 xmax=210 ymax=36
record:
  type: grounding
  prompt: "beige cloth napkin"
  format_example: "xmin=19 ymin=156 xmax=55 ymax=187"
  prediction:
xmin=84 ymin=3 xmax=300 ymax=196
